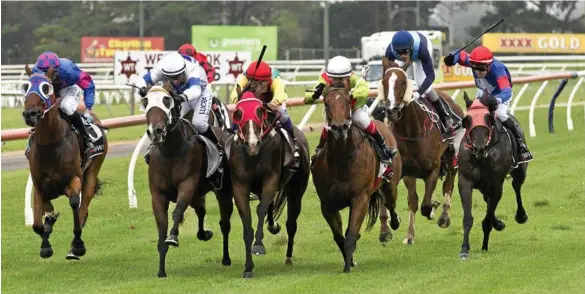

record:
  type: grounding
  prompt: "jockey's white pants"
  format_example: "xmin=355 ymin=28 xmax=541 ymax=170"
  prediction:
xmin=476 ymin=88 xmax=512 ymax=122
xmin=352 ymin=105 xmax=371 ymax=130
xmin=180 ymin=86 xmax=213 ymax=133
xmin=59 ymin=85 xmax=84 ymax=116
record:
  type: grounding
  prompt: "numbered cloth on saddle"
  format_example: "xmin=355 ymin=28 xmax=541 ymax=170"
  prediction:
xmin=233 ymin=92 xmax=267 ymax=129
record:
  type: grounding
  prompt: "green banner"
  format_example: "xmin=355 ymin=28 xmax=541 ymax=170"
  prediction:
xmin=191 ymin=25 xmax=278 ymax=60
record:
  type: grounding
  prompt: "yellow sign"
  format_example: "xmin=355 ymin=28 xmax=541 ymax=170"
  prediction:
xmin=440 ymin=56 xmax=474 ymax=82
xmin=482 ymin=33 xmax=585 ymax=53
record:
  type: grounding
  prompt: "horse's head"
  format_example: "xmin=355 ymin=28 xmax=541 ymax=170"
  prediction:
xmin=323 ymin=80 xmax=352 ymax=140
xmin=232 ymin=91 xmax=272 ymax=156
xmin=22 ymin=65 xmax=57 ymax=127
xmin=462 ymin=91 xmax=496 ymax=158
xmin=143 ymin=84 xmax=179 ymax=144
xmin=381 ymin=62 xmax=415 ymax=121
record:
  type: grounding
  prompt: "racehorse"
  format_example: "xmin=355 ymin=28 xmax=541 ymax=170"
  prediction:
xmin=381 ymin=62 xmax=465 ymax=244
xmin=312 ymin=83 xmax=402 ymax=273
xmin=22 ymin=65 xmax=108 ymax=260
xmin=142 ymin=84 xmax=233 ymax=277
xmin=226 ymin=90 xmax=310 ymax=278
xmin=457 ymin=91 xmax=529 ymax=259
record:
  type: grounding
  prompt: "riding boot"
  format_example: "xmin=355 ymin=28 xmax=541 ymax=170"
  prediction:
xmin=502 ymin=118 xmax=534 ymax=163
xmin=69 ymin=112 xmax=94 ymax=155
xmin=202 ymin=126 xmax=224 ymax=189
xmin=202 ymin=126 xmax=219 ymax=146
xmin=371 ymin=128 xmax=398 ymax=163
xmin=212 ymin=103 xmax=225 ymax=128
xmin=282 ymin=118 xmax=300 ymax=169
xmin=431 ymin=99 xmax=454 ymax=128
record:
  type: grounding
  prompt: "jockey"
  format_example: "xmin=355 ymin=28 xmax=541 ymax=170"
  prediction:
xmin=383 ymin=30 xmax=455 ymax=134
xmin=304 ymin=55 xmax=397 ymax=162
xmin=444 ymin=46 xmax=534 ymax=163
xmin=135 ymin=52 xmax=218 ymax=165
xmin=178 ymin=43 xmax=216 ymax=83
xmin=30 ymin=51 xmax=96 ymax=155
xmin=229 ymin=60 xmax=300 ymax=168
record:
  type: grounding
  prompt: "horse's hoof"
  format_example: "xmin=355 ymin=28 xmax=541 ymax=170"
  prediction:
xmin=65 ymin=250 xmax=80 ymax=260
xmin=438 ymin=217 xmax=451 ymax=228
xmin=351 ymin=259 xmax=357 ymax=267
xmin=390 ymin=216 xmax=401 ymax=230
xmin=39 ymin=247 xmax=53 ymax=259
xmin=71 ymin=246 xmax=86 ymax=257
xmin=459 ymin=252 xmax=469 ymax=260
xmin=343 ymin=267 xmax=351 ymax=273
xmin=165 ymin=235 xmax=179 ymax=247
xmin=421 ymin=205 xmax=433 ymax=220
xmin=494 ymin=220 xmax=505 ymax=231
xmin=285 ymin=257 xmax=293 ymax=265
xmin=403 ymin=238 xmax=414 ymax=245
xmin=268 ymin=223 xmax=281 ymax=235
xmin=242 ymin=271 xmax=254 ymax=279
xmin=222 ymin=259 xmax=232 ymax=266
xmin=379 ymin=230 xmax=391 ymax=243
xmin=252 ymin=244 xmax=266 ymax=255
xmin=157 ymin=272 xmax=167 ymax=278
xmin=515 ymin=212 xmax=528 ymax=224
xmin=197 ymin=230 xmax=213 ymax=241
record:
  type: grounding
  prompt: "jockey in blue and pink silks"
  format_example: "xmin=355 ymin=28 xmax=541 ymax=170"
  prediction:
xmin=443 ymin=45 xmax=533 ymax=163
xmin=28 ymin=51 xmax=97 ymax=155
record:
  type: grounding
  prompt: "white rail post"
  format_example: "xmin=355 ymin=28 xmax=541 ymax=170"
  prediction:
xmin=529 ymin=80 xmax=550 ymax=137
xmin=567 ymin=77 xmax=585 ymax=131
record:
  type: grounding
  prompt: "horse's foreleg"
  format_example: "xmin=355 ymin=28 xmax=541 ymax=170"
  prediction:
xmin=193 ymin=195 xmax=213 ymax=241
xmin=167 ymin=179 xmax=197 ymax=247
xmin=232 ymin=182 xmax=254 ymax=278
xmin=458 ymin=175 xmax=474 ymax=260
xmin=438 ymin=163 xmax=457 ymax=228
xmin=320 ymin=204 xmax=346 ymax=268
xmin=378 ymin=196 xmax=391 ymax=244
xmin=65 ymin=176 xmax=85 ymax=260
xmin=216 ymin=190 xmax=233 ymax=266
xmin=403 ymin=177 xmax=418 ymax=245
xmin=284 ymin=183 xmax=303 ymax=265
xmin=344 ymin=193 xmax=368 ymax=273
xmin=79 ymin=171 xmax=98 ymax=228
xmin=252 ymin=175 xmax=279 ymax=255
xmin=482 ymin=185 xmax=505 ymax=252
xmin=152 ymin=191 xmax=170 ymax=277
xmin=511 ymin=166 xmax=528 ymax=224
xmin=32 ymin=188 xmax=53 ymax=258
xmin=421 ymin=168 xmax=440 ymax=220
xmin=267 ymin=202 xmax=281 ymax=235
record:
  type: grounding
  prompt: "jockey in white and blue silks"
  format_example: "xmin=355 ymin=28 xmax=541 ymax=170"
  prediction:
xmin=134 ymin=52 xmax=217 ymax=165
xmin=443 ymin=45 xmax=533 ymax=163
xmin=383 ymin=30 xmax=455 ymax=133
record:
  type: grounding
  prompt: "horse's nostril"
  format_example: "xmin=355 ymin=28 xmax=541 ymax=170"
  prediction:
xmin=155 ymin=127 xmax=164 ymax=134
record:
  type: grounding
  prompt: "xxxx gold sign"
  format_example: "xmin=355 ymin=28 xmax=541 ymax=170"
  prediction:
xmin=482 ymin=33 xmax=585 ymax=53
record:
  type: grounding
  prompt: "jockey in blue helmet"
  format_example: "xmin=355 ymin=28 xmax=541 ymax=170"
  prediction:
xmin=30 ymin=51 xmax=97 ymax=154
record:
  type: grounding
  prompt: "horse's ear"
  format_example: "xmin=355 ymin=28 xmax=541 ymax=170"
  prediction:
xmin=25 ymin=64 xmax=33 ymax=76
xmin=256 ymin=106 xmax=267 ymax=121
xmin=463 ymin=91 xmax=473 ymax=109
xmin=46 ymin=67 xmax=55 ymax=79
xmin=462 ymin=115 xmax=471 ymax=129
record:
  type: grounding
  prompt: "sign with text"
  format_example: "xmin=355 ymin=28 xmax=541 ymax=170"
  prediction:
xmin=191 ymin=25 xmax=278 ymax=60
xmin=440 ymin=57 xmax=474 ymax=82
xmin=81 ymin=37 xmax=165 ymax=63
xmin=114 ymin=51 xmax=251 ymax=84
xmin=482 ymin=33 xmax=585 ymax=54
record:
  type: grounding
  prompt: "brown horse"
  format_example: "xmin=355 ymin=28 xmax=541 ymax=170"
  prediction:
xmin=381 ymin=63 xmax=464 ymax=244
xmin=143 ymin=85 xmax=234 ymax=277
xmin=457 ymin=92 xmax=529 ymax=259
xmin=312 ymin=84 xmax=402 ymax=273
xmin=22 ymin=65 xmax=108 ymax=259
xmin=226 ymin=91 xmax=310 ymax=278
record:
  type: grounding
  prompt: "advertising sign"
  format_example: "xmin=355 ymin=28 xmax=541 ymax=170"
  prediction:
xmin=114 ymin=50 xmax=251 ymax=84
xmin=482 ymin=33 xmax=585 ymax=54
xmin=81 ymin=36 xmax=165 ymax=63
xmin=191 ymin=25 xmax=278 ymax=60
xmin=440 ymin=57 xmax=474 ymax=82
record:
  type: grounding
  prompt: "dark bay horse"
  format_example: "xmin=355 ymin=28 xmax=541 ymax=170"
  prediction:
xmin=381 ymin=63 xmax=465 ymax=244
xmin=457 ymin=92 xmax=529 ymax=259
xmin=226 ymin=91 xmax=310 ymax=278
xmin=312 ymin=84 xmax=402 ymax=273
xmin=142 ymin=85 xmax=233 ymax=277
xmin=22 ymin=65 xmax=108 ymax=260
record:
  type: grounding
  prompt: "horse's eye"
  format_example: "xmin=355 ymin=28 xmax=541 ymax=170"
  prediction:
xmin=162 ymin=96 xmax=171 ymax=108
xmin=141 ymin=97 xmax=148 ymax=108
xmin=21 ymin=83 xmax=30 ymax=95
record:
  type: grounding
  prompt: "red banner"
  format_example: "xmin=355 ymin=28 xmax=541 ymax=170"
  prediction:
xmin=81 ymin=37 xmax=165 ymax=63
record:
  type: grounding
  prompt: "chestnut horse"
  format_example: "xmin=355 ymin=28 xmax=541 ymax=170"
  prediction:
xmin=457 ymin=92 xmax=529 ymax=259
xmin=22 ymin=65 xmax=108 ymax=260
xmin=312 ymin=83 xmax=402 ymax=273
xmin=381 ymin=62 xmax=465 ymax=244
xmin=142 ymin=84 xmax=233 ymax=277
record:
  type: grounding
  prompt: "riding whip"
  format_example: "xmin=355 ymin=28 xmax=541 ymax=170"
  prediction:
xmin=454 ymin=19 xmax=504 ymax=55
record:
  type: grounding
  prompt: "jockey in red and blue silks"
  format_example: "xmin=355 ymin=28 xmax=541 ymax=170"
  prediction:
xmin=443 ymin=46 xmax=533 ymax=163
xmin=31 ymin=51 xmax=96 ymax=154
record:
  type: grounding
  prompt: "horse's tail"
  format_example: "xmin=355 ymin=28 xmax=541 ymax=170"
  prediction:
xmin=271 ymin=188 xmax=288 ymax=222
xmin=365 ymin=190 xmax=383 ymax=232
xmin=94 ymin=177 xmax=105 ymax=196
